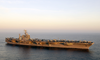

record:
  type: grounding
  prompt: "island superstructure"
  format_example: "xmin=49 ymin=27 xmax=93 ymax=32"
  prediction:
xmin=5 ymin=30 xmax=94 ymax=49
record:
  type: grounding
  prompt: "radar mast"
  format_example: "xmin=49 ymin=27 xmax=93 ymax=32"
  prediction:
xmin=24 ymin=30 xmax=27 ymax=35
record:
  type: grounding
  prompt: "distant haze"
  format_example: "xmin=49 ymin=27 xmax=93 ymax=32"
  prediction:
xmin=0 ymin=0 xmax=100 ymax=33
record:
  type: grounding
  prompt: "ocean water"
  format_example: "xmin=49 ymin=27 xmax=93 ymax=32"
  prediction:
xmin=0 ymin=32 xmax=100 ymax=60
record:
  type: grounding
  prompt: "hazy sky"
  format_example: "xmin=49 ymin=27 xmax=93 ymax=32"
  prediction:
xmin=0 ymin=0 xmax=100 ymax=33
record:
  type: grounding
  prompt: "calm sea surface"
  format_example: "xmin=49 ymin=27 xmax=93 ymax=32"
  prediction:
xmin=0 ymin=32 xmax=100 ymax=60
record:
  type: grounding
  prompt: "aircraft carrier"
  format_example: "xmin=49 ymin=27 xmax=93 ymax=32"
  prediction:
xmin=5 ymin=30 xmax=94 ymax=49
